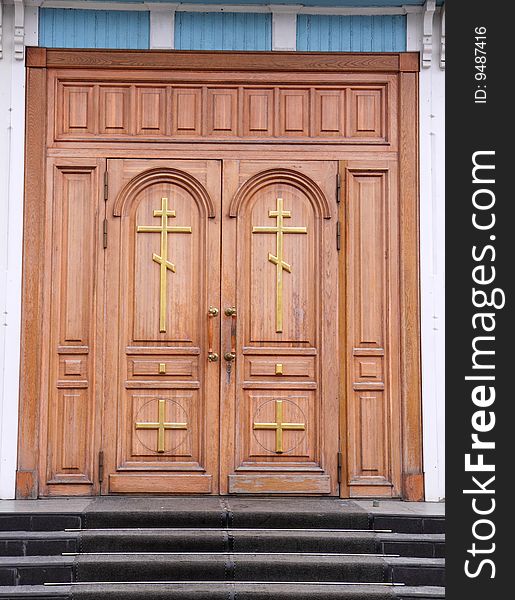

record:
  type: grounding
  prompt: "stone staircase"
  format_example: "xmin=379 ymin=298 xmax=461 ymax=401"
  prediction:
xmin=0 ymin=498 xmax=445 ymax=599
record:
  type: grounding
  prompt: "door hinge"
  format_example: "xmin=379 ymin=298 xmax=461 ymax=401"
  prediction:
xmin=336 ymin=173 xmax=341 ymax=203
xmin=103 ymin=171 xmax=109 ymax=202
xmin=337 ymin=451 xmax=343 ymax=484
xmin=98 ymin=450 xmax=104 ymax=483
xmin=103 ymin=218 xmax=108 ymax=248
xmin=336 ymin=221 xmax=341 ymax=251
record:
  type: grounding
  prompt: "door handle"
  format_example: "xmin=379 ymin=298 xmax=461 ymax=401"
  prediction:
xmin=224 ymin=307 xmax=237 ymax=363
xmin=207 ymin=306 xmax=219 ymax=362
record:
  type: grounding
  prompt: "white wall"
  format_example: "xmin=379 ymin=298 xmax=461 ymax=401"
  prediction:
xmin=408 ymin=8 xmax=446 ymax=502
xmin=0 ymin=2 xmax=37 ymax=500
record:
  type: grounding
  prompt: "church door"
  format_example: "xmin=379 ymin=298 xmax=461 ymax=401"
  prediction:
xmin=101 ymin=158 xmax=339 ymax=495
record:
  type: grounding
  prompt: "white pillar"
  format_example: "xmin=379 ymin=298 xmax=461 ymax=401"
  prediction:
xmin=149 ymin=3 xmax=176 ymax=50
xmin=272 ymin=9 xmax=297 ymax=52
xmin=0 ymin=2 xmax=36 ymax=499
xmin=407 ymin=9 xmax=445 ymax=502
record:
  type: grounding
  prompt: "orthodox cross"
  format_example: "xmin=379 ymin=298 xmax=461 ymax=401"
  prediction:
xmin=135 ymin=398 xmax=187 ymax=453
xmin=253 ymin=399 xmax=305 ymax=454
xmin=137 ymin=197 xmax=191 ymax=333
xmin=252 ymin=197 xmax=307 ymax=333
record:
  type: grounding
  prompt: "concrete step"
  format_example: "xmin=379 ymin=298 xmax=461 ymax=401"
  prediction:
xmin=0 ymin=583 xmax=446 ymax=599
xmin=0 ymin=554 xmax=445 ymax=587
xmin=0 ymin=529 xmax=445 ymax=558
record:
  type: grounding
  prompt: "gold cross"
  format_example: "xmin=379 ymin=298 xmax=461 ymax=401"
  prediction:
xmin=252 ymin=198 xmax=307 ymax=332
xmin=137 ymin=197 xmax=192 ymax=333
xmin=135 ymin=398 xmax=187 ymax=453
xmin=253 ymin=399 xmax=305 ymax=454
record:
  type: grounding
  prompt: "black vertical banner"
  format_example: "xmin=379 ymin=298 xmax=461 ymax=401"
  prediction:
xmin=446 ymin=1 xmax=510 ymax=598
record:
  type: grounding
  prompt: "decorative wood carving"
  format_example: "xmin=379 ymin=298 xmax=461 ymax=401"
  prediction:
xmin=54 ymin=81 xmax=391 ymax=145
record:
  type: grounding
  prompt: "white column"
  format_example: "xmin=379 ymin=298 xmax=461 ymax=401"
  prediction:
xmin=149 ymin=3 xmax=176 ymax=50
xmin=407 ymin=9 xmax=445 ymax=502
xmin=0 ymin=2 xmax=36 ymax=499
xmin=272 ymin=8 xmax=298 ymax=52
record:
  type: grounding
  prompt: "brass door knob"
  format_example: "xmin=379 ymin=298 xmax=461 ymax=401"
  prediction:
xmin=224 ymin=351 xmax=236 ymax=362
xmin=208 ymin=352 xmax=219 ymax=362
xmin=224 ymin=307 xmax=237 ymax=317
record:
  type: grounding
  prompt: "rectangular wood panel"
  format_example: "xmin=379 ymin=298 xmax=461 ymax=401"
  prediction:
xmin=41 ymin=159 xmax=104 ymax=496
xmin=99 ymin=86 xmax=130 ymax=134
xmin=345 ymin=161 xmax=401 ymax=498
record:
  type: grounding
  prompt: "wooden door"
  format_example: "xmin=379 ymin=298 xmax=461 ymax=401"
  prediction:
xmin=103 ymin=159 xmax=222 ymax=494
xmin=220 ymin=161 xmax=340 ymax=495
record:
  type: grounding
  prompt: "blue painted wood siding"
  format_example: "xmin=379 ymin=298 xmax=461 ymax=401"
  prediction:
xmin=82 ymin=0 xmax=435 ymax=6
xmin=175 ymin=12 xmax=272 ymax=51
xmin=297 ymin=14 xmax=406 ymax=52
xmin=39 ymin=8 xmax=150 ymax=49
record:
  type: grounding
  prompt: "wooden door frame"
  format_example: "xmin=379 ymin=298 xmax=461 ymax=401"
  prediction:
xmin=17 ymin=49 xmax=423 ymax=500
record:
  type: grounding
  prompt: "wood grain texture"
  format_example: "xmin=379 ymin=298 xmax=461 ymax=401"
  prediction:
xmin=41 ymin=50 xmax=415 ymax=73
xmin=17 ymin=67 xmax=47 ymax=498
xmin=399 ymin=72 xmax=424 ymax=501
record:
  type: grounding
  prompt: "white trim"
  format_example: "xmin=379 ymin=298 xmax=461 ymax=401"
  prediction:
xmin=439 ymin=4 xmax=445 ymax=70
xmin=27 ymin=1 xmax=423 ymax=16
xmin=272 ymin=11 xmax=296 ymax=52
xmin=149 ymin=4 xmax=176 ymax=49
xmin=13 ymin=0 xmax=23 ymax=58
xmin=421 ymin=0 xmax=435 ymax=68
xmin=0 ymin=1 xmax=4 ymax=59
xmin=407 ymin=10 xmax=445 ymax=502
xmin=0 ymin=1 xmax=29 ymax=499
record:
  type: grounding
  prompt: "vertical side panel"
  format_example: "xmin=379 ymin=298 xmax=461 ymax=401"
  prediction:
xmin=346 ymin=162 xmax=401 ymax=498
xmin=42 ymin=159 xmax=104 ymax=496
xmin=399 ymin=71 xmax=424 ymax=501
xmin=17 ymin=64 xmax=47 ymax=499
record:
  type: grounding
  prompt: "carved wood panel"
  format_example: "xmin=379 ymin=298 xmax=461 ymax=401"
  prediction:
xmin=103 ymin=159 xmax=221 ymax=494
xmin=40 ymin=158 xmax=105 ymax=496
xmin=344 ymin=161 xmax=402 ymax=498
xmin=53 ymin=80 xmax=394 ymax=145
xmin=221 ymin=161 xmax=339 ymax=495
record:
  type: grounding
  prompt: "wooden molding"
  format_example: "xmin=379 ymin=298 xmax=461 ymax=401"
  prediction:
xmin=399 ymin=71 xmax=424 ymax=501
xmin=26 ymin=47 xmax=47 ymax=68
xmin=39 ymin=49 xmax=417 ymax=73
xmin=17 ymin=66 xmax=47 ymax=499
xmin=399 ymin=52 xmax=420 ymax=73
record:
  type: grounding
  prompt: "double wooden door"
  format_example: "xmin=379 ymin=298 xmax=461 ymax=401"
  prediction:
xmin=96 ymin=158 xmax=339 ymax=495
